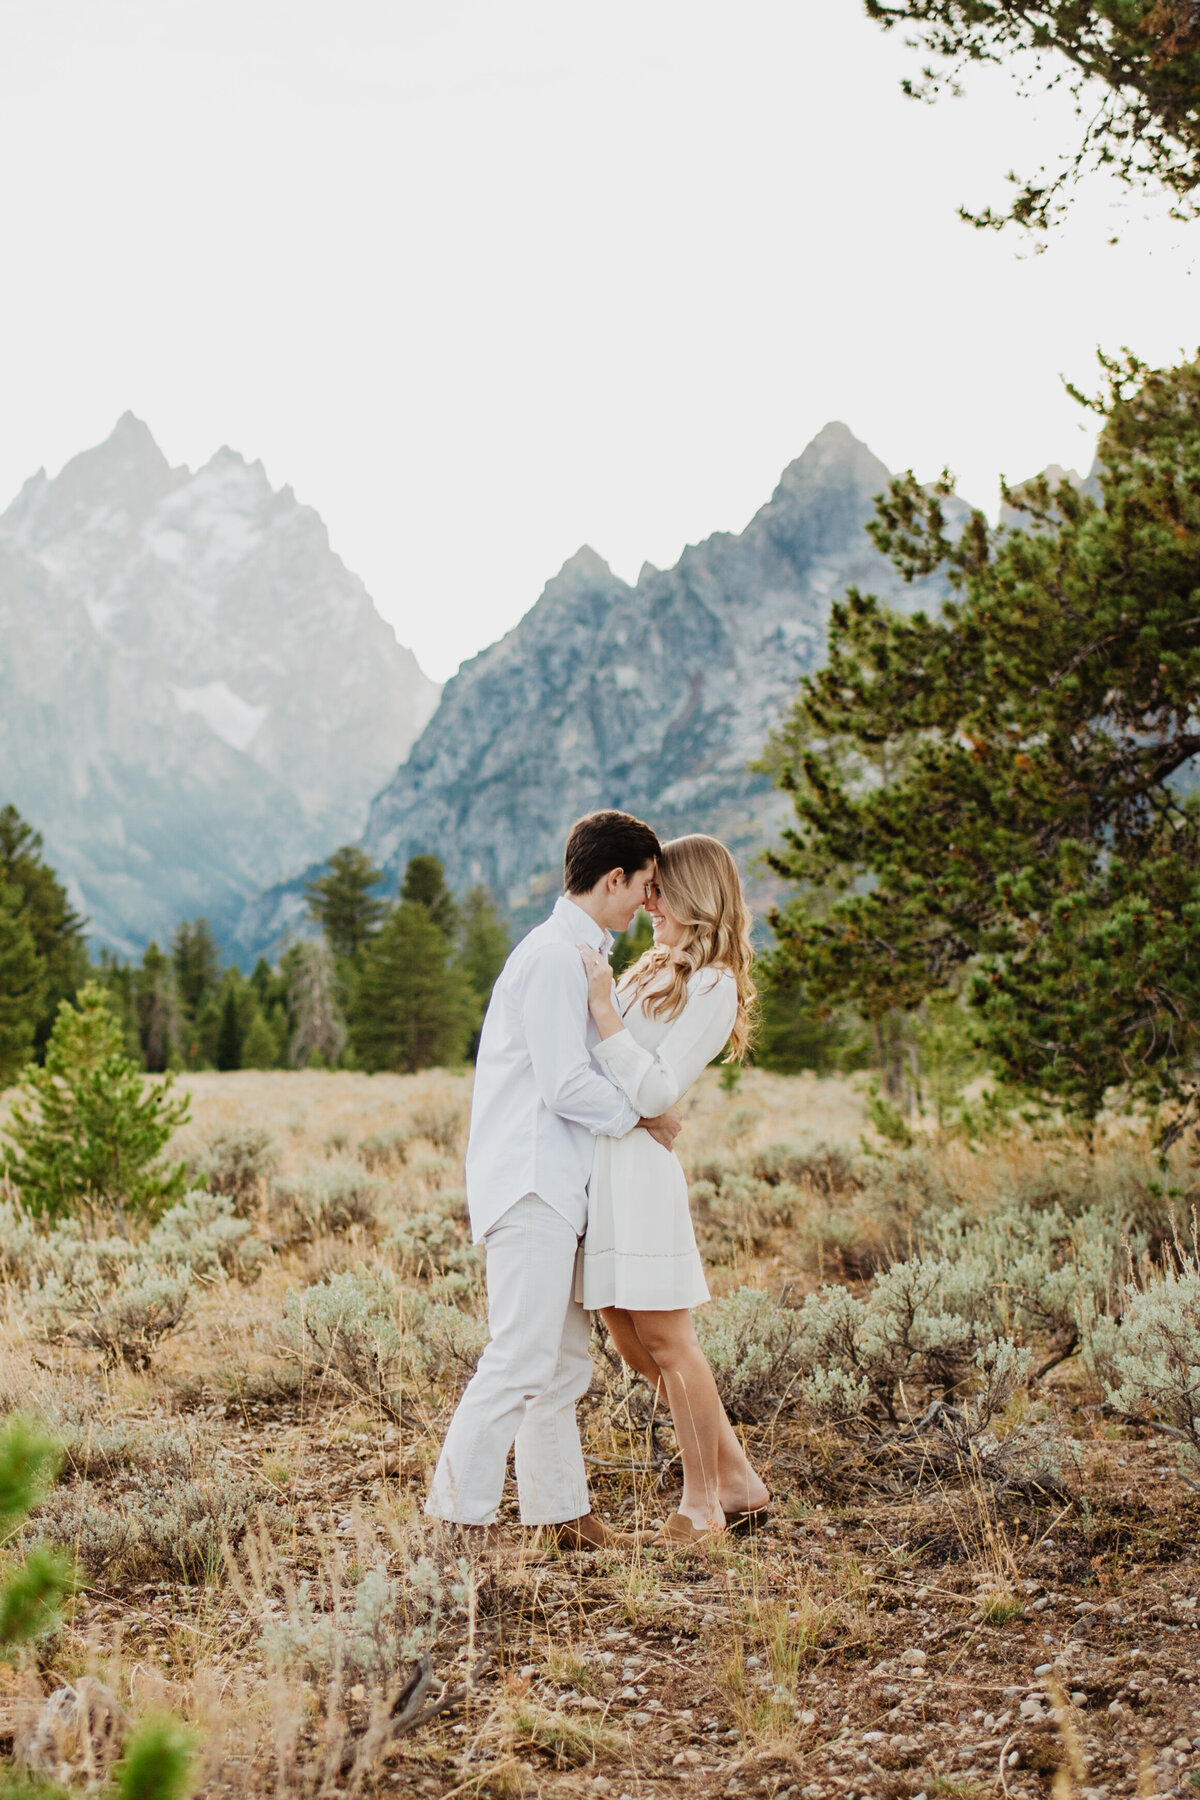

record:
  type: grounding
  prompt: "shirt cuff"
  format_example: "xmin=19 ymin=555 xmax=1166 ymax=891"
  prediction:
xmin=593 ymin=1031 xmax=653 ymax=1119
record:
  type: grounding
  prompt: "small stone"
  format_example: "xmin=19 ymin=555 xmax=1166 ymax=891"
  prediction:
xmin=518 ymin=1664 xmax=537 ymax=1678
xmin=348 ymin=1684 xmax=366 ymax=1702
xmin=1109 ymin=1700 xmax=1125 ymax=1716
xmin=1071 ymin=1690 xmax=1088 ymax=1705
xmin=1034 ymin=1662 xmax=1054 ymax=1676
xmin=798 ymin=1710 xmax=816 ymax=1725
xmin=901 ymin=1648 xmax=927 ymax=1667
xmin=617 ymin=1687 xmax=639 ymax=1701
xmin=744 ymin=1655 xmax=760 ymax=1668
xmin=862 ymin=1729 xmax=885 ymax=1743
xmin=1174 ymin=1736 xmax=1193 ymax=1752
xmin=672 ymin=1750 xmax=702 ymax=1766
xmin=631 ymin=1712 xmax=652 ymax=1727
xmin=591 ymin=1780 xmax=612 ymax=1794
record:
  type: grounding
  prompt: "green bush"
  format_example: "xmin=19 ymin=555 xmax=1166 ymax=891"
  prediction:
xmin=359 ymin=1126 xmax=409 ymax=1173
xmin=261 ymin=1553 xmax=471 ymax=1700
xmin=388 ymin=1210 xmax=479 ymax=1280
xmin=146 ymin=1190 xmax=266 ymax=1283
xmin=696 ymin=1289 xmax=808 ymax=1423
xmin=2 ymin=984 xmax=189 ymax=1230
xmin=183 ymin=1124 xmax=279 ymax=1214
xmin=1088 ymin=1248 xmax=1200 ymax=1469
xmin=31 ymin=1268 xmax=192 ymax=1372
xmin=30 ymin=1465 xmax=267 ymax=1586
xmin=269 ymin=1161 xmax=382 ymax=1242
xmin=281 ymin=1271 xmax=486 ymax=1418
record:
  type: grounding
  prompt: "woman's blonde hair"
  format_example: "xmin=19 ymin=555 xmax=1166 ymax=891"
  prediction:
xmin=620 ymin=834 xmax=756 ymax=1060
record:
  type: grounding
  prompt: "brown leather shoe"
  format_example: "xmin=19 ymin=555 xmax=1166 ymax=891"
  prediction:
xmin=649 ymin=1511 xmax=722 ymax=1549
xmin=543 ymin=1514 xmax=640 ymax=1552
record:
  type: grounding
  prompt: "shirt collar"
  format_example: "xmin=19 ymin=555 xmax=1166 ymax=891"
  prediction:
xmin=553 ymin=894 xmax=614 ymax=955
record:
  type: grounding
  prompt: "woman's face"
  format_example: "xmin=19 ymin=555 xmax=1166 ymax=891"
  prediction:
xmin=645 ymin=879 xmax=686 ymax=948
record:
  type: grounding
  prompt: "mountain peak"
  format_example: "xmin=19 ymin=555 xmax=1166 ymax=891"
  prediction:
xmin=557 ymin=545 xmax=615 ymax=582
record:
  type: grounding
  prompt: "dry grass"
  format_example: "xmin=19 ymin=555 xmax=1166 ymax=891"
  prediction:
xmin=1 ymin=1068 xmax=1199 ymax=1799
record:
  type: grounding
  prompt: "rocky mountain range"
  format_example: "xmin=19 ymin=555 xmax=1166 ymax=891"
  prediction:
xmin=0 ymin=414 xmax=439 ymax=952
xmin=240 ymin=421 xmax=957 ymax=952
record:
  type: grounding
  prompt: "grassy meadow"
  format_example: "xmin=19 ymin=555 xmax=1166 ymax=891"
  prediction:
xmin=1 ymin=1067 xmax=1199 ymax=1800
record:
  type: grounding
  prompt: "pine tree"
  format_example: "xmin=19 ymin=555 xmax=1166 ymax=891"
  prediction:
xmin=2 ymin=983 xmax=190 ymax=1229
xmin=457 ymin=886 xmax=510 ymax=1004
xmin=305 ymin=846 xmax=386 ymax=962
xmin=0 ymin=1417 xmax=73 ymax=1652
xmin=240 ymin=1008 xmax=280 ymax=1069
xmin=352 ymin=903 xmax=476 ymax=1073
xmin=765 ymin=350 xmax=1200 ymax=1125
xmin=864 ymin=1 xmax=1200 ymax=232
xmin=400 ymin=854 xmax=459 ymax=939
xmin=135 ymin=941 xmax=181 ymax=1073
xmin=0 ymin=882 xmax=47 ymax=1087
xmin=215 ymin=987 xmax=243 ymax=1071
xmin=0 ymin=804 xmax=88 ymax=1056
xmin=171 ymin=919 xmax=221 ymax=1065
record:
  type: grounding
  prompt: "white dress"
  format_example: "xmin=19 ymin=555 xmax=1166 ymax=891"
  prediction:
xmin=578 ymin=967 xmax=738 ymax=1311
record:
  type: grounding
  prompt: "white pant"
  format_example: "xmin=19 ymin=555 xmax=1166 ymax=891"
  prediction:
xmin=425 ymin=1194 xmax=592 ymax=1525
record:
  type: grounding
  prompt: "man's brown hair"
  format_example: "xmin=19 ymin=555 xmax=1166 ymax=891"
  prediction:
xmin=563 ymin=811 xmax=661 ymax=895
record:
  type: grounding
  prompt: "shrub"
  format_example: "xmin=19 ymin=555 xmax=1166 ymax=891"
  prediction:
xmin=31 ymin=1269 xmax=192 ymax=1371
xmin=793 ymin=1255 xmax=1001 ymax=1425
xmin=146 ymin=1190 xmax=266 ymax=1283
xmin=688 ymin=1175 xmax=803 ymax=1263
xmin=696 ymin=1289 xmax=808 ymax=1423
xmin=281 ymin=1271 xmax=486 ymax=1418
xmin=30 ymin=1465 xmax=267 ymax=1585
xmin=261 ymin=1553 xmax=471 ymax=1700
xmin=1090 ymin=1250 xmax=1200 ymax=1468
xmin=54 ymin=1418 xmax=205 ymax=1484
xmin=388 ymin=1211 xmax=478 ymax=1279
xmin=0 ymin=1198 xmax=53 ymax=1284
xmin=407 ymin=1099 xmax=467 ymax=1154
xmin=750 ymin=1142 xmax=858 ymax=1194
xmin=183 ymin=1124 xmax=279 ymax=1214
xmin=1 ymin=984 xmax=189 ymax=1230
xmin=269 ymin=1161 xmax=382 ymax=1242
xmin=359 ymin=1127 xmax=409 ymax=1173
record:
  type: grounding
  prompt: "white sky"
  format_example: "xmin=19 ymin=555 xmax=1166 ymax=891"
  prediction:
xmin=0 ymin=1 xmax=1194 ymax=682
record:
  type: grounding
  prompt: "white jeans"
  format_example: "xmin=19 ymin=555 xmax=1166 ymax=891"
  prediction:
xmin=425 ymin=1194 xmax=592 ymax=1525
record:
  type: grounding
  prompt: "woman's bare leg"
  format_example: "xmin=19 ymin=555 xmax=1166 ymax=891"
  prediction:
xmin=604 ymin=1308 xmax=769 ymax=1516
xmin=629 ymin=1309 xmax=730 ymax=1530
xmin=600 ymin=1307 xmax=664 ymax=1393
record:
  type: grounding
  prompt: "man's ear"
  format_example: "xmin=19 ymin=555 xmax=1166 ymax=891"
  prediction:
xmin=605 ymin=867 xmax=626 ymax=894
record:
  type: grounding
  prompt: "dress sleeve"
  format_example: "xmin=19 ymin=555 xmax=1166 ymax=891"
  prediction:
xmin=591 ymin=973 xmax=738 ymax=1116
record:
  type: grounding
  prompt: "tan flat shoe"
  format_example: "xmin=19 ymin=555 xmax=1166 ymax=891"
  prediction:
xmin=542 ymin=1514 xmax=640 ymax=1552
xmin=649 ymin=1512 xmax=722 ymax=1549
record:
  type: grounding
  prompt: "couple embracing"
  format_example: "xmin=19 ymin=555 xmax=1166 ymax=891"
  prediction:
xmin=427 ymin=810 xmax=770 ymax=1550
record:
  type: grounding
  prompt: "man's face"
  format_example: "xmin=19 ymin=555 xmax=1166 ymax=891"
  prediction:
xmin=597 ymin=861 xmax=656 ymax=935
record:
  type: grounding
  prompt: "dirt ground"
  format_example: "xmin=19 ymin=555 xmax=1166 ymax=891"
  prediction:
xmin=2 ymin=1070 xmax=1198 ymax=1800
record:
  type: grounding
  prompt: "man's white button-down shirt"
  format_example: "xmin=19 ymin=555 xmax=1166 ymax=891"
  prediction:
xmin=464 ymin=895 xmax=640 ymax=1242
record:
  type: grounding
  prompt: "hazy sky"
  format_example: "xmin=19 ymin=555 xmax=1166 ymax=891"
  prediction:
xmin=1 ymin=1 xmax=1195 ymax=682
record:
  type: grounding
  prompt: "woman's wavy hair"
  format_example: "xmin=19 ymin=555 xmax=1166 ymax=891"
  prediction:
xmin=619 ymin=834 xmax=756 ymax=1060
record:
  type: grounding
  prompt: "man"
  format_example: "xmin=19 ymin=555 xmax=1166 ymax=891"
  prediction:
xmin=426 ymin=809 xmax=680 ymax=1548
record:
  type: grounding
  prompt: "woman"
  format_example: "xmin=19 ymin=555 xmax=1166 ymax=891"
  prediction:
xmin=578 ymin=834 xmax=771 ymax=1546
